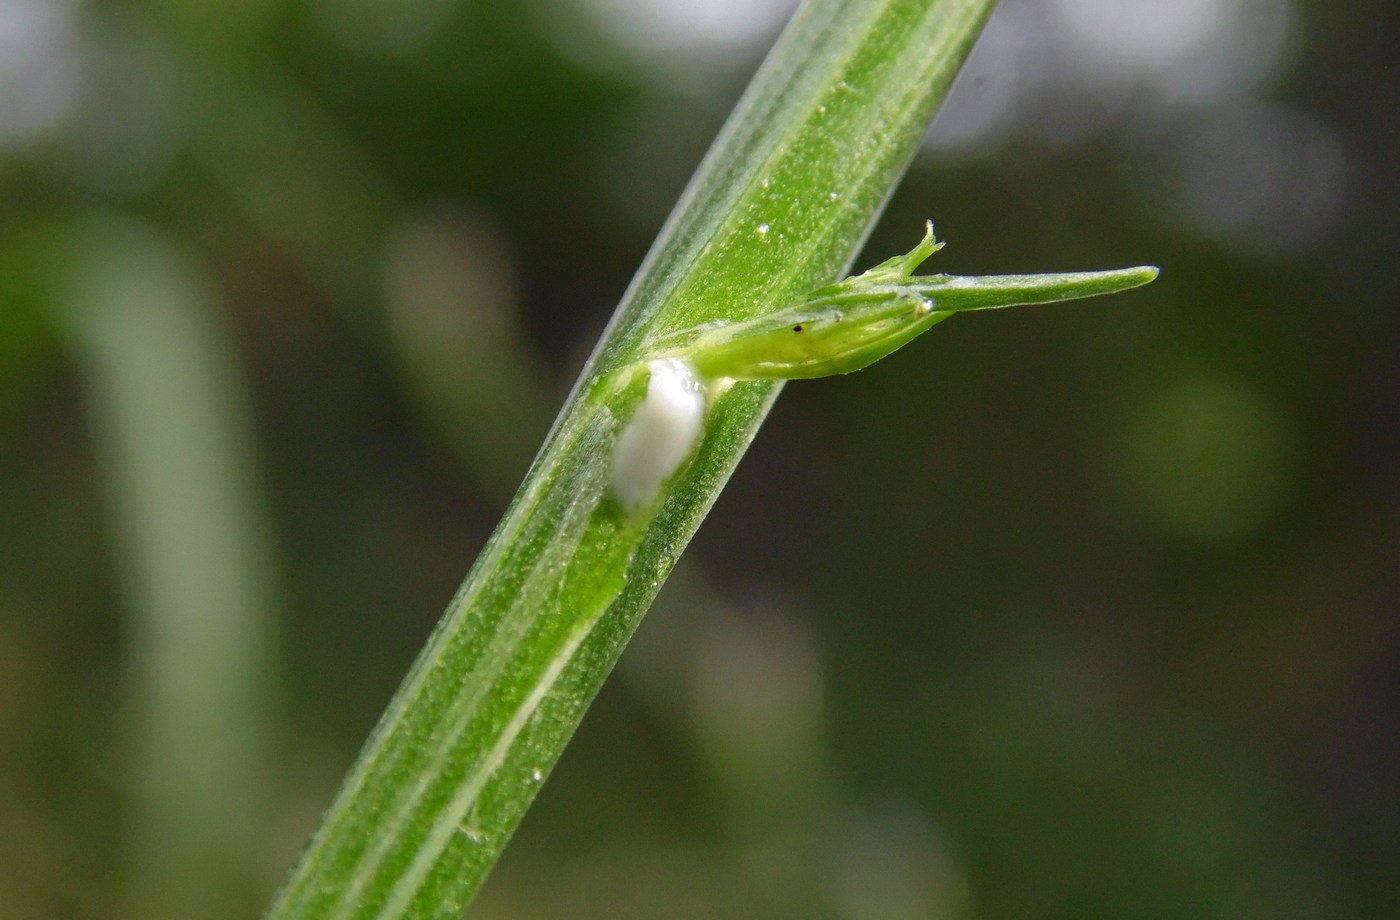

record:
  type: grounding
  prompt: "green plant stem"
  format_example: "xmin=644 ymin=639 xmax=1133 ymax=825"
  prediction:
xmin=264 ymin=1 xmax=998 ymax=917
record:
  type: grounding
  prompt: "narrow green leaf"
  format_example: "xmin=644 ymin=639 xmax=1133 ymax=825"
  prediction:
xmin=676 ymin=225 xmax=1158 ymax=380
xmin=910 ymin=265 xmax=1160 ymax=310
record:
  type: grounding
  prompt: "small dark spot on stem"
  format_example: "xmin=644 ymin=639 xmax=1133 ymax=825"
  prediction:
xmin=792 ymin=324 xmax=803 ymax=332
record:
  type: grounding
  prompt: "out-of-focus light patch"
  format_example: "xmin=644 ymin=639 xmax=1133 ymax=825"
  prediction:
xmin=1136 ymin=104 xmax=1348 ymax=257
xmin=384 ymin=211 xmax=518 ymax=352
xmin=1115 ymin=376 xmax=1299 ymax=543
xmin=1053 ymin=0 xmax=1294 ymax=109
xmin=315 ymin=0 xmax=455 ymax=59
xmin=924 ymin=0 xmax=1295 ymax=156
xmin=50 ymin=14 xmax=181 ymax=197
xmin=691 ymin=602 xmax=824 ymax=800
xmin=545 ymin=0 xmax=796 ymax=85
xmin=1055 ymin=0 xmax=1234 ymax=74
xmin=1061 ymin=0 xmax=1294 ymax=107
xmin=923 ymin=4 xmax=1028 ymax=154
xmin=1015 ymin=53 xmax=1137 ymax=148
xmin=580 ymin=0 xmax=795 ymax=57
xmin=837 ymin=807 xmax=972 ymax=920
xmin=0 ymin=0 xmax=81 ymax=149
xmin=1153 ymin=0 xmax=1292 ymax=106
xmin=383 ymin=210 xmax=553 ymax=499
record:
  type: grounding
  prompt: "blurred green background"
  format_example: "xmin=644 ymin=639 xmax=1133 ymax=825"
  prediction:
xmin=2 ymin=0 xmax=1397 ymax=917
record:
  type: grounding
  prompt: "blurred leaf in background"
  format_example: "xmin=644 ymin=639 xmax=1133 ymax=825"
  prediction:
xmin=1 ymin=0 xmax=1396 ymax=918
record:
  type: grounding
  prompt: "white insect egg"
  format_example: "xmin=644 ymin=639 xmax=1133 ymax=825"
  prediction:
xmin=610 ymin=358 xmax=706 ymax=515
